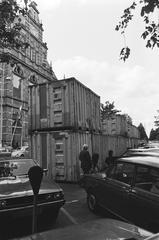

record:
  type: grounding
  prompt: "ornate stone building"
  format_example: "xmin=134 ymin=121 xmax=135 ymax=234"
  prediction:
xmin=0 ymin=1 xmax=56 ymax=148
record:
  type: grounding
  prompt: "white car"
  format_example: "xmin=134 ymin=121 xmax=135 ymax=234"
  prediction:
xmin=11 ymin=146 xmax=29 ymax=158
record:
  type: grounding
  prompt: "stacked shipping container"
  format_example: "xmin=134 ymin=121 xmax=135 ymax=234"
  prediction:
xmin=101 ymin=114 xmax=139 ymax=139
xmin=29 ymin=77 xmax=139 ymax=182
xmin=29 ymin=78 xmax=101 ymax=132
xmin=30 ymin=130 xmax=139 ymax=182
xmin=29 ymin=77 xmax=102 ymax=181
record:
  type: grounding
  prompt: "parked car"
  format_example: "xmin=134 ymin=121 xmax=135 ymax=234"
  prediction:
xmin=80 ymin=156 xmax=159 ymax=233
xmin=15 ymin=218 xmax=152 ymax=240
xmin=0 ymin=147 xmax=11 ymax=158
xmin=11 ymin=146 xmax=30 ymax=158
xmin=123 ymin=148 xmax=159 ymax=157
xmin=0 ymin=158 xmax=65 ymax=223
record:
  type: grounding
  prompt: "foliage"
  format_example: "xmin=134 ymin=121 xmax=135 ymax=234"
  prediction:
xmin=116 ymin=0 xmax=159 ymax=61
xmin=149 ymin=128 xmax=159 ymax=140
xmin=100 ymin=101 xmax=121 ymax=120
xmin=154 ymin=110 xmax=159 ymax=126
xmin=0 ymin=0 xmax=29 ymax=62
xmin=138 ymin=123 xmax=148 ymax=140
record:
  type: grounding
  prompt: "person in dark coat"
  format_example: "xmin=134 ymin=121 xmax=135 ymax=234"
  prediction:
xmin=79 ymin=144 xmax=92 ymax=174
xmin=105 ymin=150 xmax=116 ymax=168
xmin=92 ymin=152 xmax=99 ymax=173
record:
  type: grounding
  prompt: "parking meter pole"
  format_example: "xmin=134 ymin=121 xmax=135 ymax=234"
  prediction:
xmin=32 ymin=194 xmax=38 ymax=234
xmin=28 ymin=166 xmax=43 ymax=235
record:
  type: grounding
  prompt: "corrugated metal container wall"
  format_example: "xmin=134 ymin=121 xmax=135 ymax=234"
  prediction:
xmin=101 ymin=115 xmax=127 ymax=136
xmin=29 ymin=78 xmax=101 ymax=132
xmin=31 ymin=130 xmax=92 ymax=182
xmin=31 ymin=131 xmax=140 ymax=182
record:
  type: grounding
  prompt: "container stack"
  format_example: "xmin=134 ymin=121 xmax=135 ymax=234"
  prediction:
xmin=29 ymin=78 xmax=101 ymax=131
xmin=29 ymin=77 xmax=101 ymax=181
xmin=101 ymin=114 xmax=139 ymax=139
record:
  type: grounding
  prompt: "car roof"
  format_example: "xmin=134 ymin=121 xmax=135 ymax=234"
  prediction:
xmin=127 ymin=148 xmax=159 ymax=152
xmin=17 ymin=218 xmax=151 ymax=240
xmin=118 ymin=156 xmax=159 ymax=168
xmin=123 ymin=152 xmax=159 ymax=157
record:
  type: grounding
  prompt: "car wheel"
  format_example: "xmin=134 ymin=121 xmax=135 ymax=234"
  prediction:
xmin=87 ymin=192 xmax=98 ymax=213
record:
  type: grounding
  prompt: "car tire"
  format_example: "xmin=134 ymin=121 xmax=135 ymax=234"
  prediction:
xmin=87 ymin=192 xmax=98 ymax=213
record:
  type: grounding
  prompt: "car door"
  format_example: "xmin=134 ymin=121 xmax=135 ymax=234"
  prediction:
xmin=98 ymin=162 xmax=135 ymax=221
xmin=128 ymin=165 xmax=159 ymax=231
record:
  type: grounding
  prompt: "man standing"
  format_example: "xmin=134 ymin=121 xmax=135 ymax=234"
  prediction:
xmin=79 ymin=144 xmax=92 ymax=174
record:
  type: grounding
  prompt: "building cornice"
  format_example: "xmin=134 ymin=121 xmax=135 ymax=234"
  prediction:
xmin=2 ymin=51 xmax=56 ymax=82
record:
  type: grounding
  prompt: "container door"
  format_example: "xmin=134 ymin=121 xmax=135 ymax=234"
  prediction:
xmin=55 ymin=139 xmax=65 ymax=181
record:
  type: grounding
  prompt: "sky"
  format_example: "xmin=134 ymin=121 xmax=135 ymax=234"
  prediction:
xmin=35 ymin=0 xmax=159 ymax=136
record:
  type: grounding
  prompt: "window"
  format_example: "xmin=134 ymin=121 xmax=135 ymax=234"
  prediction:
xmin=108 ymin=162 xmax=135 ymax=185
xmin=135 ymin=166 xmax=150 ymax=184
xmin=135 ymin=166 xmax=159 ymax=194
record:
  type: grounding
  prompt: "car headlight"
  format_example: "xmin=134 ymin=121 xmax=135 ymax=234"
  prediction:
xmin=44 ymin=191 xmax=64 ymax=202
xmin=54 ymin=192 xmax=62 ymax=200
xmin=0 ymin=200 xmax=7 ymax=209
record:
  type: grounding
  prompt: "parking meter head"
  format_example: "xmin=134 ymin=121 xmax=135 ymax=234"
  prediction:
xmin=28 ymin=166 xmax=43 ymax=195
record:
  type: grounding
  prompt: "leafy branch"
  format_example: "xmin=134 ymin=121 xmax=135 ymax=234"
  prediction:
xmin=116 ymin=0 xmax=159 ymax=61
xmin=0 ymin=0 xmax=30 ymax=62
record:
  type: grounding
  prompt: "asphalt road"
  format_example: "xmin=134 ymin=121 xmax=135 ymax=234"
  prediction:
xmin=0 ymin=183 xmax=117 ymax=240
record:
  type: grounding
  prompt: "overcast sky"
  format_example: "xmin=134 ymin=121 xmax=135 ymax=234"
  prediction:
xmin=35 ymin=0 xmax=159 ymax=136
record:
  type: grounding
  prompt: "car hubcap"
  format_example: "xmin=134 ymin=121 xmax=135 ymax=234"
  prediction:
xmin=88 ymin=194 xmax=96 ymax=210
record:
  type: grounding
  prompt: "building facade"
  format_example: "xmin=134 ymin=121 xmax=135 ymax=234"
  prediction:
xmin=0 ymin=1 xmax=56 ymax=148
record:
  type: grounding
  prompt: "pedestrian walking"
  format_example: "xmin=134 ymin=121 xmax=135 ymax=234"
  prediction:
xmin=79 ymin=144 xmax=92 ymax=174
xmin=92 ymin=152 xmax=99 ymax=173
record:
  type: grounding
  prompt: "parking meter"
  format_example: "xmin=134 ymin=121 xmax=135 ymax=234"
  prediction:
xmin=28 ymin=165 xmax=43 ymax=233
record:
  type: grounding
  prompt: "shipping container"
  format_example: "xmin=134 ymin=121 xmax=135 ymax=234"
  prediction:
xmin=29 ymin=78 xmax=101 ymax=132
xmin=30 ymin=130 xmax=139 ymax=182
xmin=101 ymin=114 xmax=139 ymax=139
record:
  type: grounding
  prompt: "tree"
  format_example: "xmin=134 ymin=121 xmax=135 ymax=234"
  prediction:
xmin=116 ymin=0 xmax=159 ymax=61
xmin=149 ymin=128 xmax=159 ymax=140
xmin=100 ymin=101 xmax=121 ymax=120
xmin=138 ymin=123 xmax=148 ymax=140
xmin=154 ymin=110 xmax=159 ymax=126
xmin=0 ymin=0 xmax=29 ymax=63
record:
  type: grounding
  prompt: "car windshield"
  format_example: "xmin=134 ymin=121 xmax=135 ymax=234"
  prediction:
xmin=0 ymin=159 xmax=37 ymax=178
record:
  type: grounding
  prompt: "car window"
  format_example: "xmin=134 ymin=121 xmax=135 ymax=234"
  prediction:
xmin=135 ymin=166 xmax=159 ymax=194
xmin=0 ymin=159 xmax=36 ymax=177
xmin=108 ymin=162 xmax=135 ymax=185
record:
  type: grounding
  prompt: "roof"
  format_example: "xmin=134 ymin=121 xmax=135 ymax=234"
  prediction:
xmin=118 ymin=156 xmax=159 ymax=168
xmin=128 ymin=148 xmax=159 ymax=152
xmin=15 ymin=218 xmax=151 ymax=240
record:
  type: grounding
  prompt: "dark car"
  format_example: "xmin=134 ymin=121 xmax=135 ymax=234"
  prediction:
xmin=0 ymin=158 xmax=65 ymax=222
xmin=80 ymin=156 xmax=159 ymax=232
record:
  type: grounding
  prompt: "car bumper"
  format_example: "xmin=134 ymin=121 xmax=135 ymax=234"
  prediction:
xmin=0 ymin=199 xmax=65 ymax=218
